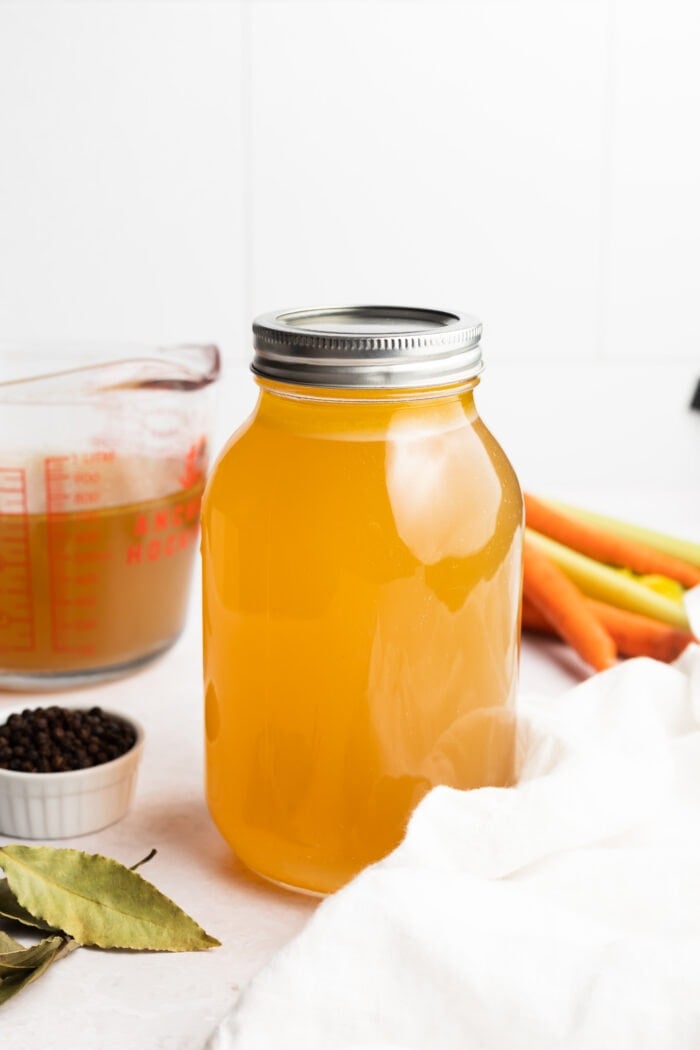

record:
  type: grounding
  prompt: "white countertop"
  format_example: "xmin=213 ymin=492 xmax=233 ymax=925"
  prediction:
xmin=2 ymin=361 xmax=699 ymax=1049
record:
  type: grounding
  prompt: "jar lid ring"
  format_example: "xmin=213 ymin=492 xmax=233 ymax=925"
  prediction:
xmin=252 ymin=305 xmax=483 ymax=390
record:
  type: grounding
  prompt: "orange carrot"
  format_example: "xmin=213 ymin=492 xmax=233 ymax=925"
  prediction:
xmin=525 ymin=493 xmax=700 ymax=589
xmin=523 ymin=537 xmax=617 ymax=672
xmin=522 ymin=592 xmax=694 ymax=664
xmin=521 ymin=594 xmax=553 ymax=634
xmin=587 ymin=597 xmax=693 ymax=662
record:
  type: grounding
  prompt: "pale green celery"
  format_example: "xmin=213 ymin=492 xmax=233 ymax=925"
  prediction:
xmin=526 ymin=528 xmax=690 ymax=630
xmin=546 ymin=500 xmax=700 ymax=569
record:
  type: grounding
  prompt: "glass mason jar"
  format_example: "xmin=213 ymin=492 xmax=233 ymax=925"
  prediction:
xmin=202 ymin=307 xmax=523 ymax=895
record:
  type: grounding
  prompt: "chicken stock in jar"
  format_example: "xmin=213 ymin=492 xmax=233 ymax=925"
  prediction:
xmin=202 ymin=307 xmax=523 ymax=895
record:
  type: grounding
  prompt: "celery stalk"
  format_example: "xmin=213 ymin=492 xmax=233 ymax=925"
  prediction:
xmin=612 ymin=569 xmax=685 ymax=604
xmin=546 ymin=500 xmax=700 ymax=569
xmin=526 ymin=528 xmax=690 ymax=629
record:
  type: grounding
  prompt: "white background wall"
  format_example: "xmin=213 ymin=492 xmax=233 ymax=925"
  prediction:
xmin=0 ymin=0 xmax=698 ymax=494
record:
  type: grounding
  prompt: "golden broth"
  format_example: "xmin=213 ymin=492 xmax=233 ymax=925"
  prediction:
xmin=202 ymin=386 xmax=522 ymax=894
xmin=0 ymin=481 xmax=203 ymax=675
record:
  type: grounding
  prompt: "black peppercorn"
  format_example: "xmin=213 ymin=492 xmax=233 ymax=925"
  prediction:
xmin=0 ymin=707 xmax=136 ymax=774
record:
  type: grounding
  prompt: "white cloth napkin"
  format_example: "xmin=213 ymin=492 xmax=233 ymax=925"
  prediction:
xmin=207 ymin=647 xmax=700 ymax=1050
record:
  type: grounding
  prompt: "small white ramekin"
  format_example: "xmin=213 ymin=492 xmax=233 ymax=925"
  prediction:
xmin=0 ymin=710 xmax=144 ymax=839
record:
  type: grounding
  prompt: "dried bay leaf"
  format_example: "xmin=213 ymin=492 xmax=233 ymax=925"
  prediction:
xmin=0 ymin=846 xmax=219 ymax=952
xmin=0 ymin=935 xmax=63 ymax=977
xmin=0 ymin=877 xmax=55 ymax=932
xmin=0 ymin=930 xmax=24 ymax=953
xmin=0 ymin=937 xmax=75 ymax=1007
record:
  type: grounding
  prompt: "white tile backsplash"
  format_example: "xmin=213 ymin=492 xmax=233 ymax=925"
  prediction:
xmin=248 ymin=0 xmax=608 ymax=364
xmin=0 ymin=1 xmax=245 ymax=359
xmin=0 ymin=0 xmax=697 ymax=368
xmin=477 ymin=359 xmax=699 ymax=493
xmin=605 ymin=0 xmax=700 ymax=362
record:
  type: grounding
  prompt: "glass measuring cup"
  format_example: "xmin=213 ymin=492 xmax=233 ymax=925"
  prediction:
xmin=0 ymin=341 xmax=220 ymax=689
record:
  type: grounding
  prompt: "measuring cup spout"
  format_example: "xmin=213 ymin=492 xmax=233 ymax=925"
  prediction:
xmin=97 ymin=344 xmax=222 ymax=393
xmin=0 ymin=342 xmax=221 ymax=400
xmin=141 ymin=343 xmax=221 ymax=389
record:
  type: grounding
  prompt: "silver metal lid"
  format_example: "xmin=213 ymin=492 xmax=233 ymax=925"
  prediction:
xmin=252 ymin=306 xmax=483 ymax=389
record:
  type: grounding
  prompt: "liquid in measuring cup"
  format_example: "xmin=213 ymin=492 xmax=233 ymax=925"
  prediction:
xmin=0 ymin=451 xmax=203 ymax=685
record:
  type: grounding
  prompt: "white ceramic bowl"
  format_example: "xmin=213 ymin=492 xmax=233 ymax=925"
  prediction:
xmin=0 ymin=709 xmax=144 ymax=839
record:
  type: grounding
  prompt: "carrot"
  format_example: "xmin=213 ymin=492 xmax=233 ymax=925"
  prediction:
xmin=522 ymin=592 xmax=694 ymax=664
xmin=525 ymin=493 xmax=700 ymax=589
xmin=588 ymin=597 xmax=694 ymax=662
xmin=523 ymin=536 xmax=617 ymax=672
xmin=549 ymin=499 xmax=700 ymax=569
xmin=526 ymin=528 xmax=689 ymax=629
xmin=521 ymin=594 xmax=553 ymax=634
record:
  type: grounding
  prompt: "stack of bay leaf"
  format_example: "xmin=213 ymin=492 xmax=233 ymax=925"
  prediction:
xmin=0 ymin=844 xmax=219 ymax=1006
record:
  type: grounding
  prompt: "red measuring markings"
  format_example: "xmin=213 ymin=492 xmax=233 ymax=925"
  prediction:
xmin=0 ymin=467 xmax=35 ymax=653
xmin=44 ymin=454 xmax=112 ymax=656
